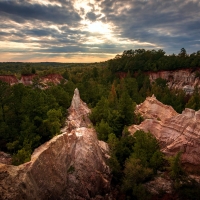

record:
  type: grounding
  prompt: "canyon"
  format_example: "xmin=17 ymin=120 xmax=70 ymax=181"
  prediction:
xmin=1 ymin=68 xmax=200 ymax=199
xmin=1 ymin=68 xmax=200 ymax=93
xmin=0 ymin=88 xmax=111 ymax=200
xmin=129 ymin=95 xmax=200 ymax=173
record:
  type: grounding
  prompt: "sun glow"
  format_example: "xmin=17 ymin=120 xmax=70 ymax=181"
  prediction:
xmin=86 ymin=21 xmax=111 ymax=34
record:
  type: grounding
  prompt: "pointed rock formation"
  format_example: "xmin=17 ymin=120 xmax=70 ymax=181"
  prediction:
xmin=0 ymin=88 xmax=111 ymax=200
xmin=67 ymin=88 xmax=91 ymax=130
xmin=135 ymin=95 xmax=178 ymax=122
xmin=129 ymin=95 xmax=200 ymax=173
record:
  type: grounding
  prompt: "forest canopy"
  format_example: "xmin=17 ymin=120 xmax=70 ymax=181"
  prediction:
xmin=108 ymin=48 xmax=200 ymax=73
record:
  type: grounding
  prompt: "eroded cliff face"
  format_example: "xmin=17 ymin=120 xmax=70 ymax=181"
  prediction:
xmin=0 ymin=75 xmax=18 ymax=85
xmin=20 ymin=74 xmax=37 ymax=85
xmin=129 ymin=95 xmax=200 ymax=173
xmin=0 ymin=88 xmax=111 ymax=200
xmin=41 ymin=74 xmax=64 ymax=85
xmin=148 ymin=69 xmax=200 ymax=93
xmin=0 ymin=74 xmax=65 ymax=87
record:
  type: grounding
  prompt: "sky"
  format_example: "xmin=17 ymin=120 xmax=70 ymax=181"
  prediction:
xmin=0 ymin=0 xmax=200 ymax=63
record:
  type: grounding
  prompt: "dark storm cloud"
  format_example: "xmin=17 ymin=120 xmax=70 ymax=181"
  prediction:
xmin=86 ymin=12 xmax=101 ymax=22
xmin=99 ymin=0 xmax=200 ymax=53
xmin=0 ymin=0 xmax=81 ymax=24
xmin=25 ymin=29 xmax=55 ymax=37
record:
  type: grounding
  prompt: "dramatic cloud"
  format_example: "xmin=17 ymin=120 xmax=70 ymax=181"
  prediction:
xmin=99 ymin=0 xmax=200 ymax=53
xmin=0 ymin=0 xmax=199 ymax=62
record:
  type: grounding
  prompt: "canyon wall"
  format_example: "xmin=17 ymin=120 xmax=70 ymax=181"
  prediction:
xmin=129 ymin=95 xmax=200 ymax=173
xmin=148 ymin=69 xmax=200 ymax=93
xmin=0 ymin=88 xmax=111 ymax=200
xmin=1 ymin=69 xmax=200 ymax=93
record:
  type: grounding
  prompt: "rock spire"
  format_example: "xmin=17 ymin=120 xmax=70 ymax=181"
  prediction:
xmin=0 ymin=88 xmax=111 ymax=199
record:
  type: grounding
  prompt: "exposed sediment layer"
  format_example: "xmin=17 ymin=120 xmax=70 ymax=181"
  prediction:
xmin=129 ymin=95 xmax=200 ymax=173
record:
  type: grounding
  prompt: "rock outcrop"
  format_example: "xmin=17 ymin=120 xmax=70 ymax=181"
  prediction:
xmin=148 ymin=69 xmax=200 ymax=93
xmin=145 ymin=176 xmax=173 ymax=195
xmin=135 ymin=95 xmax=178 ymax=121
xmin=0 ymin=88 xmax=111 ymax=200
xmin=129 ymin=95 xmax=200 ymax=173
xmin=0 ymin=152 xmax=12 ymax=165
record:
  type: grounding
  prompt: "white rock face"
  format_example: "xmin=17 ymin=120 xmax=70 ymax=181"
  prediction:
xmin=129 ymin=96 xmax=200 ymax=173
xmin=148 ymin=69 xmax=200 ymax=94
xmin=67 ymin=88 xmax=91 ymax=129
xmin=0 ymin=88 xmax=111 ymax=200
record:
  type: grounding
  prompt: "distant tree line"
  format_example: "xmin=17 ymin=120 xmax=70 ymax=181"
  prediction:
xmin=108 ymin=48 xmax=200 ymax=73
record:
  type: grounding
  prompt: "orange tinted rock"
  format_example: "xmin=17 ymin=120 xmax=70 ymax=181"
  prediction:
xmin=41 ymin=74 xmax=64 ymax=85
xmin=129 ymin=96 xmax=200 ymax=173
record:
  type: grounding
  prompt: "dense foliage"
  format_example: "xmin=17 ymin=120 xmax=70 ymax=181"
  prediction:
xmin=0 ymin=81 xmax=75 ymax=165
xmin=108 ymin=48 xmax=200 ymax=73
xmin=107 ymin=130 xmax=164 ymax=199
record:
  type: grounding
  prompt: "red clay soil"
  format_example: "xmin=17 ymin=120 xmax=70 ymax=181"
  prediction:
xmin=0 ymin=75 xmax=18 ymax=85
xmin=20 ymin=74 xmax=37 ymax=85
xmin=41 ymin=74 xmax=64 ymax=84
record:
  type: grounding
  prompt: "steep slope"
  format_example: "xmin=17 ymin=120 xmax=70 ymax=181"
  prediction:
xmin=129 ymin=95 xmax=200 ymax=173
xmin=0 ymin=88 xmax=111 ymax=200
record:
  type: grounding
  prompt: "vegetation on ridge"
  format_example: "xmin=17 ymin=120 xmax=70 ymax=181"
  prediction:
xmin=108 ymin=48 xmax=200 ymax=73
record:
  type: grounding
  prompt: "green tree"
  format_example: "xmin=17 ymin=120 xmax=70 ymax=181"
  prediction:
xmin=62 ymin=69 xmax=70 ymax=80
xmin=12 ymin=139 xmax=32 ymax=165
xmin=95 ymin=119 xmax=113 ymax=141
xmin=107 ymin=133 xmax=122 ymax=183
xmin=118 ymin=90 xmax=134 ymax=125
xmin=168 ymin=151 xmax=184 ymax=179
xmin=122 ymin=157 xmax=152 ymax=199
xmin=43 ymin=109 xmax=62 ymax=137
xmin=132 ymin=131 xmax=164 ymax=172
xmin=185 ymin=87 xmax=200 ymax=110
xmin=0 ymin=81 xmax=11 ymax=122
xmin=90 ymin=97 xmax=110 ymax=125
xmin=179 ymin=48 xmax=187 ymax=57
